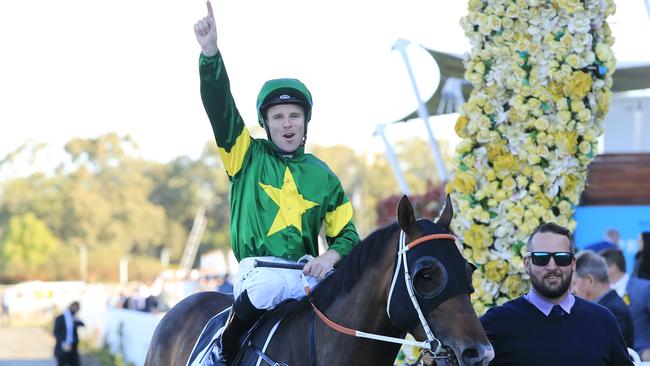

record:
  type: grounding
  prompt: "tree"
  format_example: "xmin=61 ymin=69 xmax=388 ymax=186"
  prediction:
xmin=0 ymin=213 xmax=57 ymax=281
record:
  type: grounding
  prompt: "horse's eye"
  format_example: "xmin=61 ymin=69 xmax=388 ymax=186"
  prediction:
xmin=412 ymin=258 xmax=447 ymax=299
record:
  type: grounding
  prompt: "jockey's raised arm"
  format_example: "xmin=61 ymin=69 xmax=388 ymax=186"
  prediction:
xmin=193 ymin=2 xmax=360 ymax=363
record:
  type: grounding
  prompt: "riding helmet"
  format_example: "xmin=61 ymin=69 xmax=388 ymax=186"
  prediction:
xmin=256 ymin=78 xmax=313 ymax=127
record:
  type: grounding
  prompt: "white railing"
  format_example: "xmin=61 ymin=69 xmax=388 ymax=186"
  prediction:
xmin=104 ymin=308 xmax=163 ymax=366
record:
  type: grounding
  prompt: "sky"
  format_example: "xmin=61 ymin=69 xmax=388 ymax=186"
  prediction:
xmin=1 ymin=0 xmax=649 ymax=168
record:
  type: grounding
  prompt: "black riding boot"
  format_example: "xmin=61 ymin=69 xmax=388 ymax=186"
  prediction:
xmin=220 ymin=291 xmax=265 ymax=365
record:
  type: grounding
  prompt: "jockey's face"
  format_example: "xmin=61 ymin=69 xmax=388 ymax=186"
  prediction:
xmin=265 ymin=104 xmax=306 ymax=153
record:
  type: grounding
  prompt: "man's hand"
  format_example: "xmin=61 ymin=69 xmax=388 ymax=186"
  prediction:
xmin=62 ymin=343 xmax=72 ymax=352
xmin=303 ymin=250 xmax=340 ymax=281
xmin=194 ymin=1 xmax=218 ymax=57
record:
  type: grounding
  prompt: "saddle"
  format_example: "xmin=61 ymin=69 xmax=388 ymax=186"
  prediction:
xmin=187 ymin=298 xmax=309 ymax=366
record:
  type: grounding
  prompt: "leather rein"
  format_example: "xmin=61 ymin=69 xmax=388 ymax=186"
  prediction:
xmin=301 ymin=231 xmax=458 ymax=357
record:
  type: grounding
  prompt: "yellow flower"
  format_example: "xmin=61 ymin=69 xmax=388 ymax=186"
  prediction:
xmin=536 ymin=145 xmax=550 ymax=159
xmin=456 ymin=140 xmax=474 ymax=155
xmin=493 ymin=153 xmax=520 ymax=173
xmin=564 ymin=71 xmax=593 ymax=100
xmin=527 ymin=154 xmax=541 ymax=165
xmin=465 ymin=224 xmax=492 ymax=250
xmin=452 ymin=171 xmax=477 ymax=195
xmin=502 ymin=177 xmax=517 ymax=191
xmin=562 ymin=174 xmax=580 ymax=203
xmin=577 ymin=109 xmax=592 ymax=123
xmin=485 ymin=168 xmax=497 ymax=182
xmin=556 ymin=131 xmax=578 ymax=155
xmin=516 ymin=176 xmax=529 ymax=189
xmin=578 ymin=141 xmax=592 ymax=155
xmin=558 ymin=200 xmax=573 ymax=215
xmin=543 ymin=209 xmax=556 ymax=223
xmin=503 ymin=275 xmax=528 ymax=299
xmin=534 ymin=117 xmax=550 ymax=131
xmin=473 ymin=301 xmax=487 ymax=317
xmin=595 ymin=43 xmax=614 ymax=65
xmin=534 ymin=192 xmax=550 ymax=209
xmin=529 ymin=183 xmax=541 ymax=193
xmin=486 ymin=141 xmax=506 ymax=161
xmin=554 ymin=0 xmax=583 ymax=14
xmin=485 ymin=260 xmax=509 ymax=282
xmin=571 ymin=100 xmax=586 ymax=113
xmin=532 ymin=168 xmax=547 ymax=185
xmin=549 ymin=81 xmax=565 ymax=101
xmin=455 ymin=115 xmax=470 ymax=138
xmin=565 ymin=54 xmax=581 ymax=69
xmin=596 ymin=89 xmax=612 ymax=114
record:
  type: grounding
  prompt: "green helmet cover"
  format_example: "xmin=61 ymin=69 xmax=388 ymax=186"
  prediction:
xmin=256 ymin=78 xmax=313 ymax=127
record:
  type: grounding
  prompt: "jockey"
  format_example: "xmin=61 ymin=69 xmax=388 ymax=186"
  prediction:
xmin=193 ymin=2 xmax=360 ymax=364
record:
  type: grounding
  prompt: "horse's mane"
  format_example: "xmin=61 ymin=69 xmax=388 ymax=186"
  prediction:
xmin=306 ymin=221 xmax=401 ymax=310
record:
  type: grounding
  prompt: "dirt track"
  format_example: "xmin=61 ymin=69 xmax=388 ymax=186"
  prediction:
xmin=0 ymin=327 xmax=55 ymax=366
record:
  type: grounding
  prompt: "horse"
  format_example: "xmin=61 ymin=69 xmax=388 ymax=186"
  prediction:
xmin=145 ymin=195 xmax=494 ymax=365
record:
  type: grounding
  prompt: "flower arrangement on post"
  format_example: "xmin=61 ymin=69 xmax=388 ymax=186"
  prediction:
xmin=448 ymin=0 xmax=616 ymax=314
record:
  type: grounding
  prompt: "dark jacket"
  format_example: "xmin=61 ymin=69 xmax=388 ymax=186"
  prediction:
xmin=480 ymin=296 xmax=633 ymax=366
xmin=597 ymin=289 xmax=635 ymax=348
xmin=53 ymin=311 xmax=84 ymax=357
xmin=627 ymin=276 xmax=650 ymax=352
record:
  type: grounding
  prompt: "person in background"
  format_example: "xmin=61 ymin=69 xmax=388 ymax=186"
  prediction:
xmin=584 ymin=228 xmax=620 ymax=252
xmin=633 ymin=232 xmax=650 ymax=279
xmin=601 ymin=248 xmax=650 ymax=361
xmin=53 ymin=301 xmax=85 ymax=366
xmin=217 ymin=274 xmax=234 ymax=294
xmin=0 ymin=290 xmax=9 ymax=326
xmin=481 ymin=223 xmax=632 ymax=365
xmin=571 ymin=250 xmax=634 ymax=348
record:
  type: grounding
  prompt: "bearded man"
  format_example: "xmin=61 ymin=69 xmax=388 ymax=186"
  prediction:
xmin=480 ymin=223 xmax=632 ymax=366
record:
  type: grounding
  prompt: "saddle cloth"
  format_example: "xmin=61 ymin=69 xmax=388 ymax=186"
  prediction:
xmin=187 ymin=299 xmax=306 ymax=366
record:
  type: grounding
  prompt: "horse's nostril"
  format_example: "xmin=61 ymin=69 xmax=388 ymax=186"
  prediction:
xmin=461 ymin=347 xmax=481 ymax=364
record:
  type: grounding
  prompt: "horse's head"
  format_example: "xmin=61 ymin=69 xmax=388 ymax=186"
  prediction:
xmin=388 ymin=195 xmax=494 ymax=366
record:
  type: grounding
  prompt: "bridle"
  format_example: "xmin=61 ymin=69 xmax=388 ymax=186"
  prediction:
xmin=386 ymin=231 xmax=458 ymax=355
xmin=302 ymin=230 xmax=459 ymax=358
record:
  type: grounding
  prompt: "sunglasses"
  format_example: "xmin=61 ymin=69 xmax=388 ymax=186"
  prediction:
xmin=525 ymin=251 xmax=574 ymax=266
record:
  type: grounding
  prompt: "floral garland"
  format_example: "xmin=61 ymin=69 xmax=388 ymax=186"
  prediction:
xmin=450 ymin=0 xmax=616 ymax=314
xmin=396 ymin=1 xmax=616 ymax=364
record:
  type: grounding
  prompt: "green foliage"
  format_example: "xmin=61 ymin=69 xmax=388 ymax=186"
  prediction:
xmin=0 ymin=213 xmax=57 ymax=280
xmin=0 ymin=133 xmax=451 ymax=281
xmin=87 ymin=346 xmax=133 ymax=366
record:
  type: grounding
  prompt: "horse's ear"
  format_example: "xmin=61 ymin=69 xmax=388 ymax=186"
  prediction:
xmin=436 ymin=194 xmax=454 ymax=229
xmin=398 ymin=195 xmax=418 ymax=237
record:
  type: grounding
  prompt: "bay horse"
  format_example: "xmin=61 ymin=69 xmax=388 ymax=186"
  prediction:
xmin=145 ymin=195 xmax=494 ymax=365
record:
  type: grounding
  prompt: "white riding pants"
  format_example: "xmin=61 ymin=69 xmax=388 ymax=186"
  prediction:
xmin=234 ymin=256 xmax=320 ymax=310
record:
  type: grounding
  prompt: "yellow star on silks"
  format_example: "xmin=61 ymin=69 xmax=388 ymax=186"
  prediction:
xmin=259 ymin=167 xmax=319 ymax=236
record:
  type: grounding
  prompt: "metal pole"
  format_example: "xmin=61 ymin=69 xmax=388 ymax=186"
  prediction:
xmin=634 ymin=100 xmax=644 ymax=152
xmin=374 ymin=124 xmax=411 ymax=195
xmin=119 ymin=257 xmax=129 ymax=285
xmin=392 ymin=38 xmax=448 ymax=182
xmin=79 ymin=243 xmax=87 ymax=282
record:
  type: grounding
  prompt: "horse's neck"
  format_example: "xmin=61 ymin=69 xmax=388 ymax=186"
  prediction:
xmin=315 ymin=244 xmax=404 ymax=364
xmin=325 ymin=267 xmax=396 ymax=332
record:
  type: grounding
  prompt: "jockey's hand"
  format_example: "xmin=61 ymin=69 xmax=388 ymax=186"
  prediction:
xmin=194 ymin=1 xmax=218 ymax=57
xmin=303 ymin=250 xmax=340 ymax=281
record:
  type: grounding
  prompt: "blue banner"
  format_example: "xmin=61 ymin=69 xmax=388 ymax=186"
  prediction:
xmin=574 ymin=205 xmax=650 ymax=274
